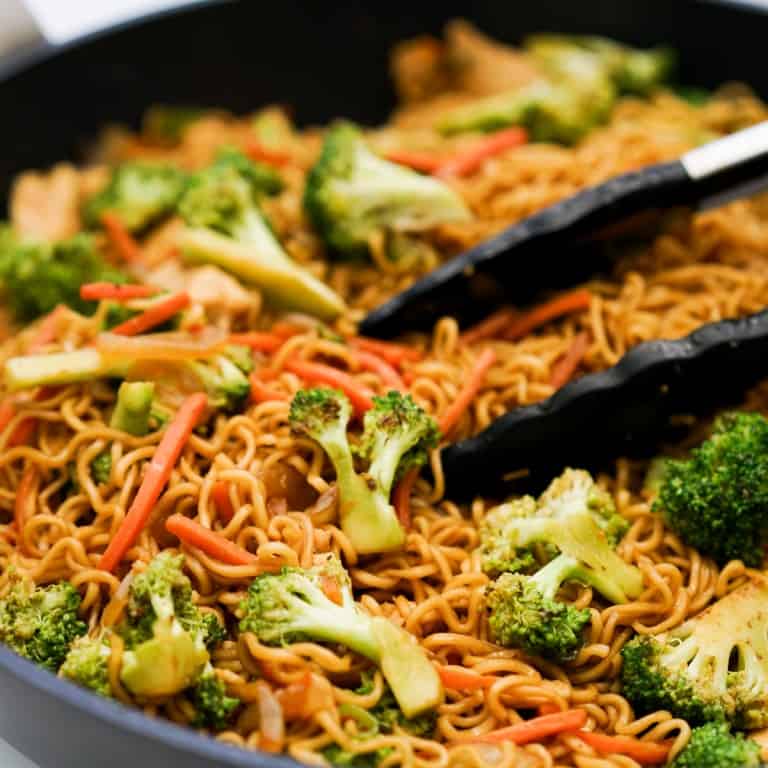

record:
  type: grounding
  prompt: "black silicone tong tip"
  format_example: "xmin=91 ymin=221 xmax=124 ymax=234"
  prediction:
xmin=440 ymin=309 xmax=768 ymax=500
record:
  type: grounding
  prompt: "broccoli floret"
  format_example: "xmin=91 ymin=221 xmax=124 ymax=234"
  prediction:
xmin=143 ymin=105 xmax=204 ymax=144
xmin=110 ymin=381 xmax=154 ymax=436
xmin=211 ymin=146 xmax=283 ymax=198
xmin=0 ymin=577 xmax=86 ymax=671
xmin=117 ymin=553 xmax=210 ymax=697
xmin=486 ymin=560 xmax=592 ymax=661
xmin=239 ymin=554 xmax=442 ymax=717
xmin=321 ymin=745 xmax=393 ymax=768
xmin=621 ymin=575 xmax=768 ymax=728
xmin=654 ymin=412 xmax=768 ymax=566
xmin=290 ymin=389 xmax=439 ymax=554
xmin=482 ymin=469 xmax=641 ymax=661
xmin=60 ymin=635 xmax=111 ymax=697
xmin=199 ymin=612 xmax=227 ymax=651
xmin=191 ymin=668 xmax=240 ymax=730
xmin=671 ymin=723 xmax=761 ymax=768
xmin=177 ymin=149 xmax=344 ymax=319
xmin=90 ymin=452 xmax=112 ymax=485
xmin=303 ymin=122 xmax=471 ymax=258
xmin=439 ymin=36 xmax=671 ymax=141
xmin=83 ymin=163 xmax=187 ymax=233
xmin=186 ymin=353 xmax=250 ymax=413
xmin=0 ymin=227 xmax=127 ymax=322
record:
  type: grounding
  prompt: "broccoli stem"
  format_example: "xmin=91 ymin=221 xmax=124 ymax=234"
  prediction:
xmin=110 ymin=382 xmax=154 ymax=436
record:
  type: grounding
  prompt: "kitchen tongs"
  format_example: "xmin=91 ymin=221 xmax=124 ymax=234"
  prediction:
xmin=360 ymin=121 xmax=768 ymax=338
xmin=440 ymin=309 xmax=768 ymax=500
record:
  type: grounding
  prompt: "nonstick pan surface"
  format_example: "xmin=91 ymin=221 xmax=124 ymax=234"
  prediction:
xmin=1 ymin=2 xmax=767 ymax=766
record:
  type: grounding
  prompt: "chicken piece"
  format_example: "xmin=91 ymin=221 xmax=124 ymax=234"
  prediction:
xmin=10 ymin=164 xmax=82 ymax=240
xmin=444 ymin=20 xmax=540 ymax=97
xmin=147 ymin=260 xmax=256 ymax=314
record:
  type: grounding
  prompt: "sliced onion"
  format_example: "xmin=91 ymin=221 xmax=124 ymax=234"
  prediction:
xmin=96 ymin=327 xmax=228 ymax=362
xmin=256 ymin=680 xmax=285 ymax=753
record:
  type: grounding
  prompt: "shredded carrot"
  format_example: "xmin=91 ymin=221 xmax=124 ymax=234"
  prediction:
xmin=460 ymin=307 xmax=518 ymax=345
xmin=575 ymin=732 xmax=672 ymax=765
xmin=437 ymin=665 xmax=497 ymax=690
xmin=165 ymin=514 xmax=257 ymax=566
xmin=503 ymin=289 xmax=592 ymax=341
xmin=350 ymin=336 xmax=423 ymax=367
xmin=385 ymin=149 xmax=447 ymax=173
xmin=30 ymin=305 xmax=67 ymax=350
xmin=109 ymin=291 xmax=190 ymax=336
xmin=99 ymin=393 xmax=208 ymax=572
xmin=353 ymin=349 xmax=405 ymax=390
xmin=270 ymin=322 xmax=307 ymax=339
xmin=283 ymin=359 xmax=375 ymax=414
xmin=470 ymin=709 xmax=588 ymax=745
xmin=320 ymin=575 xmax=343 ymax=606
xmin=439 ymin=348 xmax=497 ymax=436
xmin=249 ymin=374 xmax=289 ymax=404
xmin=244 ymin=139 xmax=293 ymax=167
xmin=393 ymin=468 xmax=419 ymax=529
xmin=14 ymin=464 xmax=39 ymax=538
xmin=80 ymin=283 xmax=157 ymax=301
xmin=537 ymin=704 xmax=562 ymax=716
xmin=100 ymin=212 xmax=143 ymax=262
xmin=211 ymin=481 xmax=235 ymax=523
xmin=276 ymin=671 xmax=334 ymax=718
xmin=436 ymin=127 xmax=528 ymax=178
xmin=549 ymin=333 xmax=590 ymax=389
xmin=0 ymin=400 xmax=16 ymax=438
xmin=229 ymin=332 xmax=287 ymax=353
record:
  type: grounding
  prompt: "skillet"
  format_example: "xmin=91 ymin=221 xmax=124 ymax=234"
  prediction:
xmin=2 ymin=1 xmax=768 ymax=765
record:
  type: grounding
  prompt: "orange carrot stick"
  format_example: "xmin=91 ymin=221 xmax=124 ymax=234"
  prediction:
xmin=436 ymin=127 xmax=528 ymax=178
xmin=549 ymin=333 xmax=590 ymax=389
xmin=249 ymin=374 xmax=289 ymax=404
xmin=99 ymin=393 xmax=207 ymax=572
xmin=470 ymin=709 xmax=587 ymax=745
xmin=353 ymin=349 xmax=405 ymax=390
xmin=80 ymin=283 xmax=157 ymax=301
xmin=283 ymin=359 xmax=375 ymax=414
xmin=270 ymin=322 xmax=307 ymax=340
xmin=350 ymin=337 xmax=423 ymax=366
xmin=385 ymin=149 xmax=447 ymax=174
xmin=244 ymin=139 xmax=293 ymax=167
xmin=229 ymin=332 xmax=287 ymax=353
xmin=393 ymin=467 xmax=418 ymax=529
xmin=460 ymin=307 xmax=518 ymax=345
xmin=503 ymin=290 xmax=592 ymax=341
xmin=437 ymin=665 xmax=497 ymax=691
xmin=211 ymin=481 xmax=235 ymax=523
xmin=101 ymin=212 xmax=143 ymax=262
xmin=575 ymin=732 xmax=672 ymax=765
xmin=439 ymin=348 xmax=497 ymax=436
xmin=165 ymin=514 xmax=257 ymax=566
xmin=109 ymin=291 xmax=190 ymax=336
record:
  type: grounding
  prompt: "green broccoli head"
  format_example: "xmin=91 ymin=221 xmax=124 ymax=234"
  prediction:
xmin=118 ymin=553 xmax=211 ymax=697
xmin=83 ymin=163 xmax=187 ymax=232
xmin=90 ymin=452 xmax=112 ymax=485
xmin=0 ymin=228 xmax=127 ymax=322
xmin=621 ymin=576 xmax=768 ymax=728
xmin=60 ymin=635 xmax=111 ymax=697
xmin=670 ymin=723 xmax=761 ymax=768
xmin=289 ymin=388 xmax=406 ymax=554
xmin=238 ymin=555 xmax=378 ymax=657
xmin=321 ymin=745 xmax=393 ymax=768
xmin=303 ymin=122 xmax=471 ymax=258
xmin=655 ymin=412 xmax=768 ymax=566
xmin=359 ymin=391 xmax=441 ymax=492
xmin=187 ymin=353 xmax=250 ymax=413
xmin=486 ymin=562 xmax=591 ymax=662
xmin=479 ymin=468 xmax=638 ymax=603
xmin=0 ymin=577 xmax=86 ymax=671
xmin=142 ymin=105 xmax=204 ymax=144
xmin=191 ymin=669 xmax=240 ymax=730
xmin=479 ymin=496 xmax=540 ymax=576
